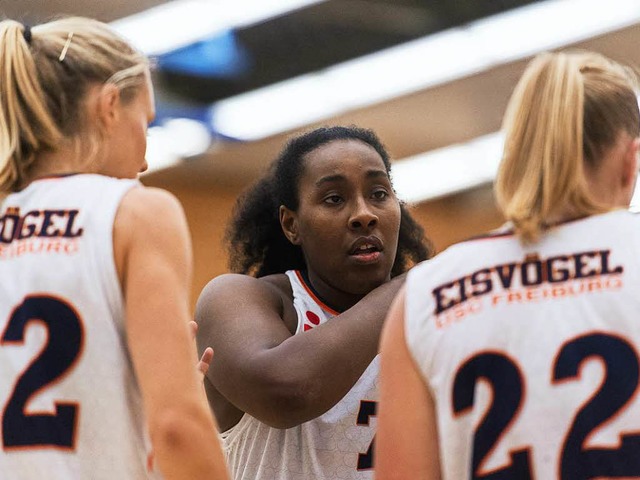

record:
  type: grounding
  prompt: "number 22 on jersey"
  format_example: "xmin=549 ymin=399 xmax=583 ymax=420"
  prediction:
xmin=452 ymin=332 xmax=640 ymax=480
xmin=2 ymin=295 xmax=84 ymax=450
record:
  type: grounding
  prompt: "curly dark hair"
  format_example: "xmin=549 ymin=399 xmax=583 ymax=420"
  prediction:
xmin=226 ymin=125 xmax=433 ymax=277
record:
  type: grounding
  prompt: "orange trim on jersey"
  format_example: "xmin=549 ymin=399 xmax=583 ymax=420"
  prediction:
xmin=464 ymin=212 xmax=638 ymax=244
xmin=464 ymin=229 xmax=516 ymax=243
xmin=294 ymin=270 xmax=340 ymax=316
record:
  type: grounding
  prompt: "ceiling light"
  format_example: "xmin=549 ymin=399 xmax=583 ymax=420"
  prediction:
xmin=393 ymin=128 xmax=640 ymax=208
xmin=211 ymin=0 xmax=640 ymax=141
xmin=111 ymin=0 xmax=327 ymax=56
xmin=144 ymin=119 xmax=211 ymax=173
xmin=392 ymin=133 xmax=503 ymax=204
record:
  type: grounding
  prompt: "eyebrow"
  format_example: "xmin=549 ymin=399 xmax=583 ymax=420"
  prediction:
xmin=314 ymin=169 xmax=389 ymax=187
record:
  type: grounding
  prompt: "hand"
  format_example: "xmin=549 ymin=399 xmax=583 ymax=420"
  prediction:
xmin=197 ymin=347 xmax=214 ymax=376
xmin=189 ymin=320 xmax=214 ymax=376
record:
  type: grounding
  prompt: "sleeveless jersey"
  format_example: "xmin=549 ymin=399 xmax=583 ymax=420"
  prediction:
xmin=0 ymin=174 xmax=158 ymax=479
xmin=222 ymin=270 xmax=379 ymax=480
xmin=405 ymin=210 xmax=640 ymax=480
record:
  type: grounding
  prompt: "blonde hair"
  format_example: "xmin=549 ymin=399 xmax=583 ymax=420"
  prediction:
xmin=0 ymin=17 xmax=148 ymax=192
xmin=495 ymin=51 xmax=640 ymax=242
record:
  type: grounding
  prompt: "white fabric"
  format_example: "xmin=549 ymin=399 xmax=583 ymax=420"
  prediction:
xmin=0 ymin=174 xmax=158 ymax=479
xmin=405 ymin=210 xmax=640 ymax=479
xmin=222 ymin=270 xmax=379 ymax=480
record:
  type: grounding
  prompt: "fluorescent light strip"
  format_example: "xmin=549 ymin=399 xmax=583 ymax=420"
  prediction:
xmin=144 ymin=119 xmax=211 ymax=173
xmin=211 ymin=0 xmax=640 ymax=140
xmin=393 ymin=130 xmax=640 ymax=210
xmin=392 ymin=133 xmax=503 ymax=204
xmin=111 ymin=0 xmax=326 ymax=56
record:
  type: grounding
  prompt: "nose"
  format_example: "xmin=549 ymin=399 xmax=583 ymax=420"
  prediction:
xmin=349 ymin=198 xmax=378 ymax=230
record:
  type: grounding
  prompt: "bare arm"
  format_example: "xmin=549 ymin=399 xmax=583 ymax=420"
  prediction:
xmin=196 ymin=272 xmax=405 ymax=429
xmin=375 ymin=287 xmax=441 ymax=480
xmin=115 ymin=186 xmax=228 ymax=480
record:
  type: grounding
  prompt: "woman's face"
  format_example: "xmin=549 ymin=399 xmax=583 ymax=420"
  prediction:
xmin=98 ymin=69 xmax=155 ymax=179
xmin=281 ymin=139 xmax=401 ymax=305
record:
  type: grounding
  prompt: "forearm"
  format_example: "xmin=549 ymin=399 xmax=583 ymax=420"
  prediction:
xmin=215 ymin=275 xmax=405 ymax=427
xmin=151 ymin=405 xmax=229 ymax=480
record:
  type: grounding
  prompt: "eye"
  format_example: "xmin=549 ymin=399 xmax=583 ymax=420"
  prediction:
xmin=324 ymin=194 xmax=343 ymax=205
xmin=372 ymin=189 xmax=389 ymax=200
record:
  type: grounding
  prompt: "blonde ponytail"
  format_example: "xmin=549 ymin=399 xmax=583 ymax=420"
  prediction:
xmin=0 ymin=17 xmax=148 ymax=192
xmin=0 ymin=21 xmax=62 ymax=192
xmin=495 ymin=51 xmax=640 ymax=242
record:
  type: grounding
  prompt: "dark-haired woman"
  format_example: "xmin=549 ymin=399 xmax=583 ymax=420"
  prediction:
xmin=196 ymin=126 xmax=432 ymax=480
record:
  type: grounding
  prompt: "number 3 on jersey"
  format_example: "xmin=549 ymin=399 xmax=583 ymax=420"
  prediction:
xmin=452 ymin=332 xmax=640 ymax=479
xmin=356 ymin=400 xmax=377 ymax=470
xmin=2 ymin=295 xmax=84 ymax=450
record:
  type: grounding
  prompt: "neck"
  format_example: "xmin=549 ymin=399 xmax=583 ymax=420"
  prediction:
xmin=543 ymin=205 xmax=588 ymax=226
xmin=545 ymin=141 xmax=634 ymax=224
xmin=23 ymin=143 xmax=95 ymax=189
xmin=303 ymin=270 xmax=370 ymax=312
xmin=580 ymin=133 xmax=637 ymax=211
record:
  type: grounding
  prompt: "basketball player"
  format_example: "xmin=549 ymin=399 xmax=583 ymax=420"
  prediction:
xmin=0 ymin=17 xmax=228 ymax=479
xmin=195 ymin=126 xmax=432 ymax=479
xmin=376 ymin=50 xmax=640 ymax=479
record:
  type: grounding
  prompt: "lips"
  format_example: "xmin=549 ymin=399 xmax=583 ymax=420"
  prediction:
xmin=349 ymin=236 xmax=383 ymax=256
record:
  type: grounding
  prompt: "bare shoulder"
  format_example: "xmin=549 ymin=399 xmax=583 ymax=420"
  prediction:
xmin=261 ymin=272 xmax=294 ymax=303
xmin=112 ymin=186 xmax=190 ymax=285
xmin=115 ymin=186 xmax=186 ymax=231
xmin=197 ymin=272 xmax=291 ymax=314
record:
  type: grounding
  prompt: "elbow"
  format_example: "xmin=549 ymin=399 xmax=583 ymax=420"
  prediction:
xmin=147 ymin=407 xmax=229 ymax=479
xmin=256 ymin=374 xmax=326 ymax=429
xmin=148 ymin=406 xmax=214 ymax=455
xmin=261 ymin=398 xmax=307 ymax=429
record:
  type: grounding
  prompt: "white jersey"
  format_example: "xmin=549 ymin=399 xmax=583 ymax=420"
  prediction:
xmin=0 ymin=174 xmax=158 ymax=479
xmin=222 ymin=270 xmax=379 ymax=480
xmin=405 ymin=210 xmax=640 ymax=480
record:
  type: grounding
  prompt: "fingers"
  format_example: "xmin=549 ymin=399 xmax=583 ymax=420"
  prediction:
xmin=189 ymin=320 xmax=198 ymax=340
xmin=197 ymin=347 xmax=214 ymax=376
xmin=190 ymin=320 xmax=213 ymax=377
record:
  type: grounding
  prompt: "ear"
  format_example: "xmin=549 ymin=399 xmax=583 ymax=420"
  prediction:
xmin=95 ymin=83 xmax=121 ymax=133
xmin=279 ymin=205 xmax=301 ymax=245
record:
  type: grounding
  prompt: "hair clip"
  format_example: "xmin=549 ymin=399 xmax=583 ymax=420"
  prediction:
xmin=23 ymin=25 xmax=32 ymax=45
xmin=59 ymin=32 xmax=74 ymax=62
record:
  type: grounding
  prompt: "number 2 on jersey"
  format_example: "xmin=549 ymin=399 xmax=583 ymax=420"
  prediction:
xmin=2 ymin=295 xmax=84 ymax=450
xmin=452 ymin=332 xmax=640 ymax=479
xmin=453 ymin=352 xmax=532 ymax=478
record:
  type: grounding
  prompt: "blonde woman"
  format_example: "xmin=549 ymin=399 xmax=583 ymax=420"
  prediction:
xmin=0 ymin=17 xmax=228 ymax=479
xmin=376 ymin=50 xmax=640 ymax=479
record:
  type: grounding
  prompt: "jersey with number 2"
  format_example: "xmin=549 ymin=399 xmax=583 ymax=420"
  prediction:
xmin=0 ymin=174 xmax=157 ymax=479
xmin=405 ymin=210 xmax=640 ymax=480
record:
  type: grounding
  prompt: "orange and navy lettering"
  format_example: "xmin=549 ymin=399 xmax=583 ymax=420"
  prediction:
xmin=0 ymin=208 xmax=84 ymax=259
xmin=432 ymin=250 xmax=623 ymax=316
xmin=0 ymin=207 xmax=83 ymax=244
